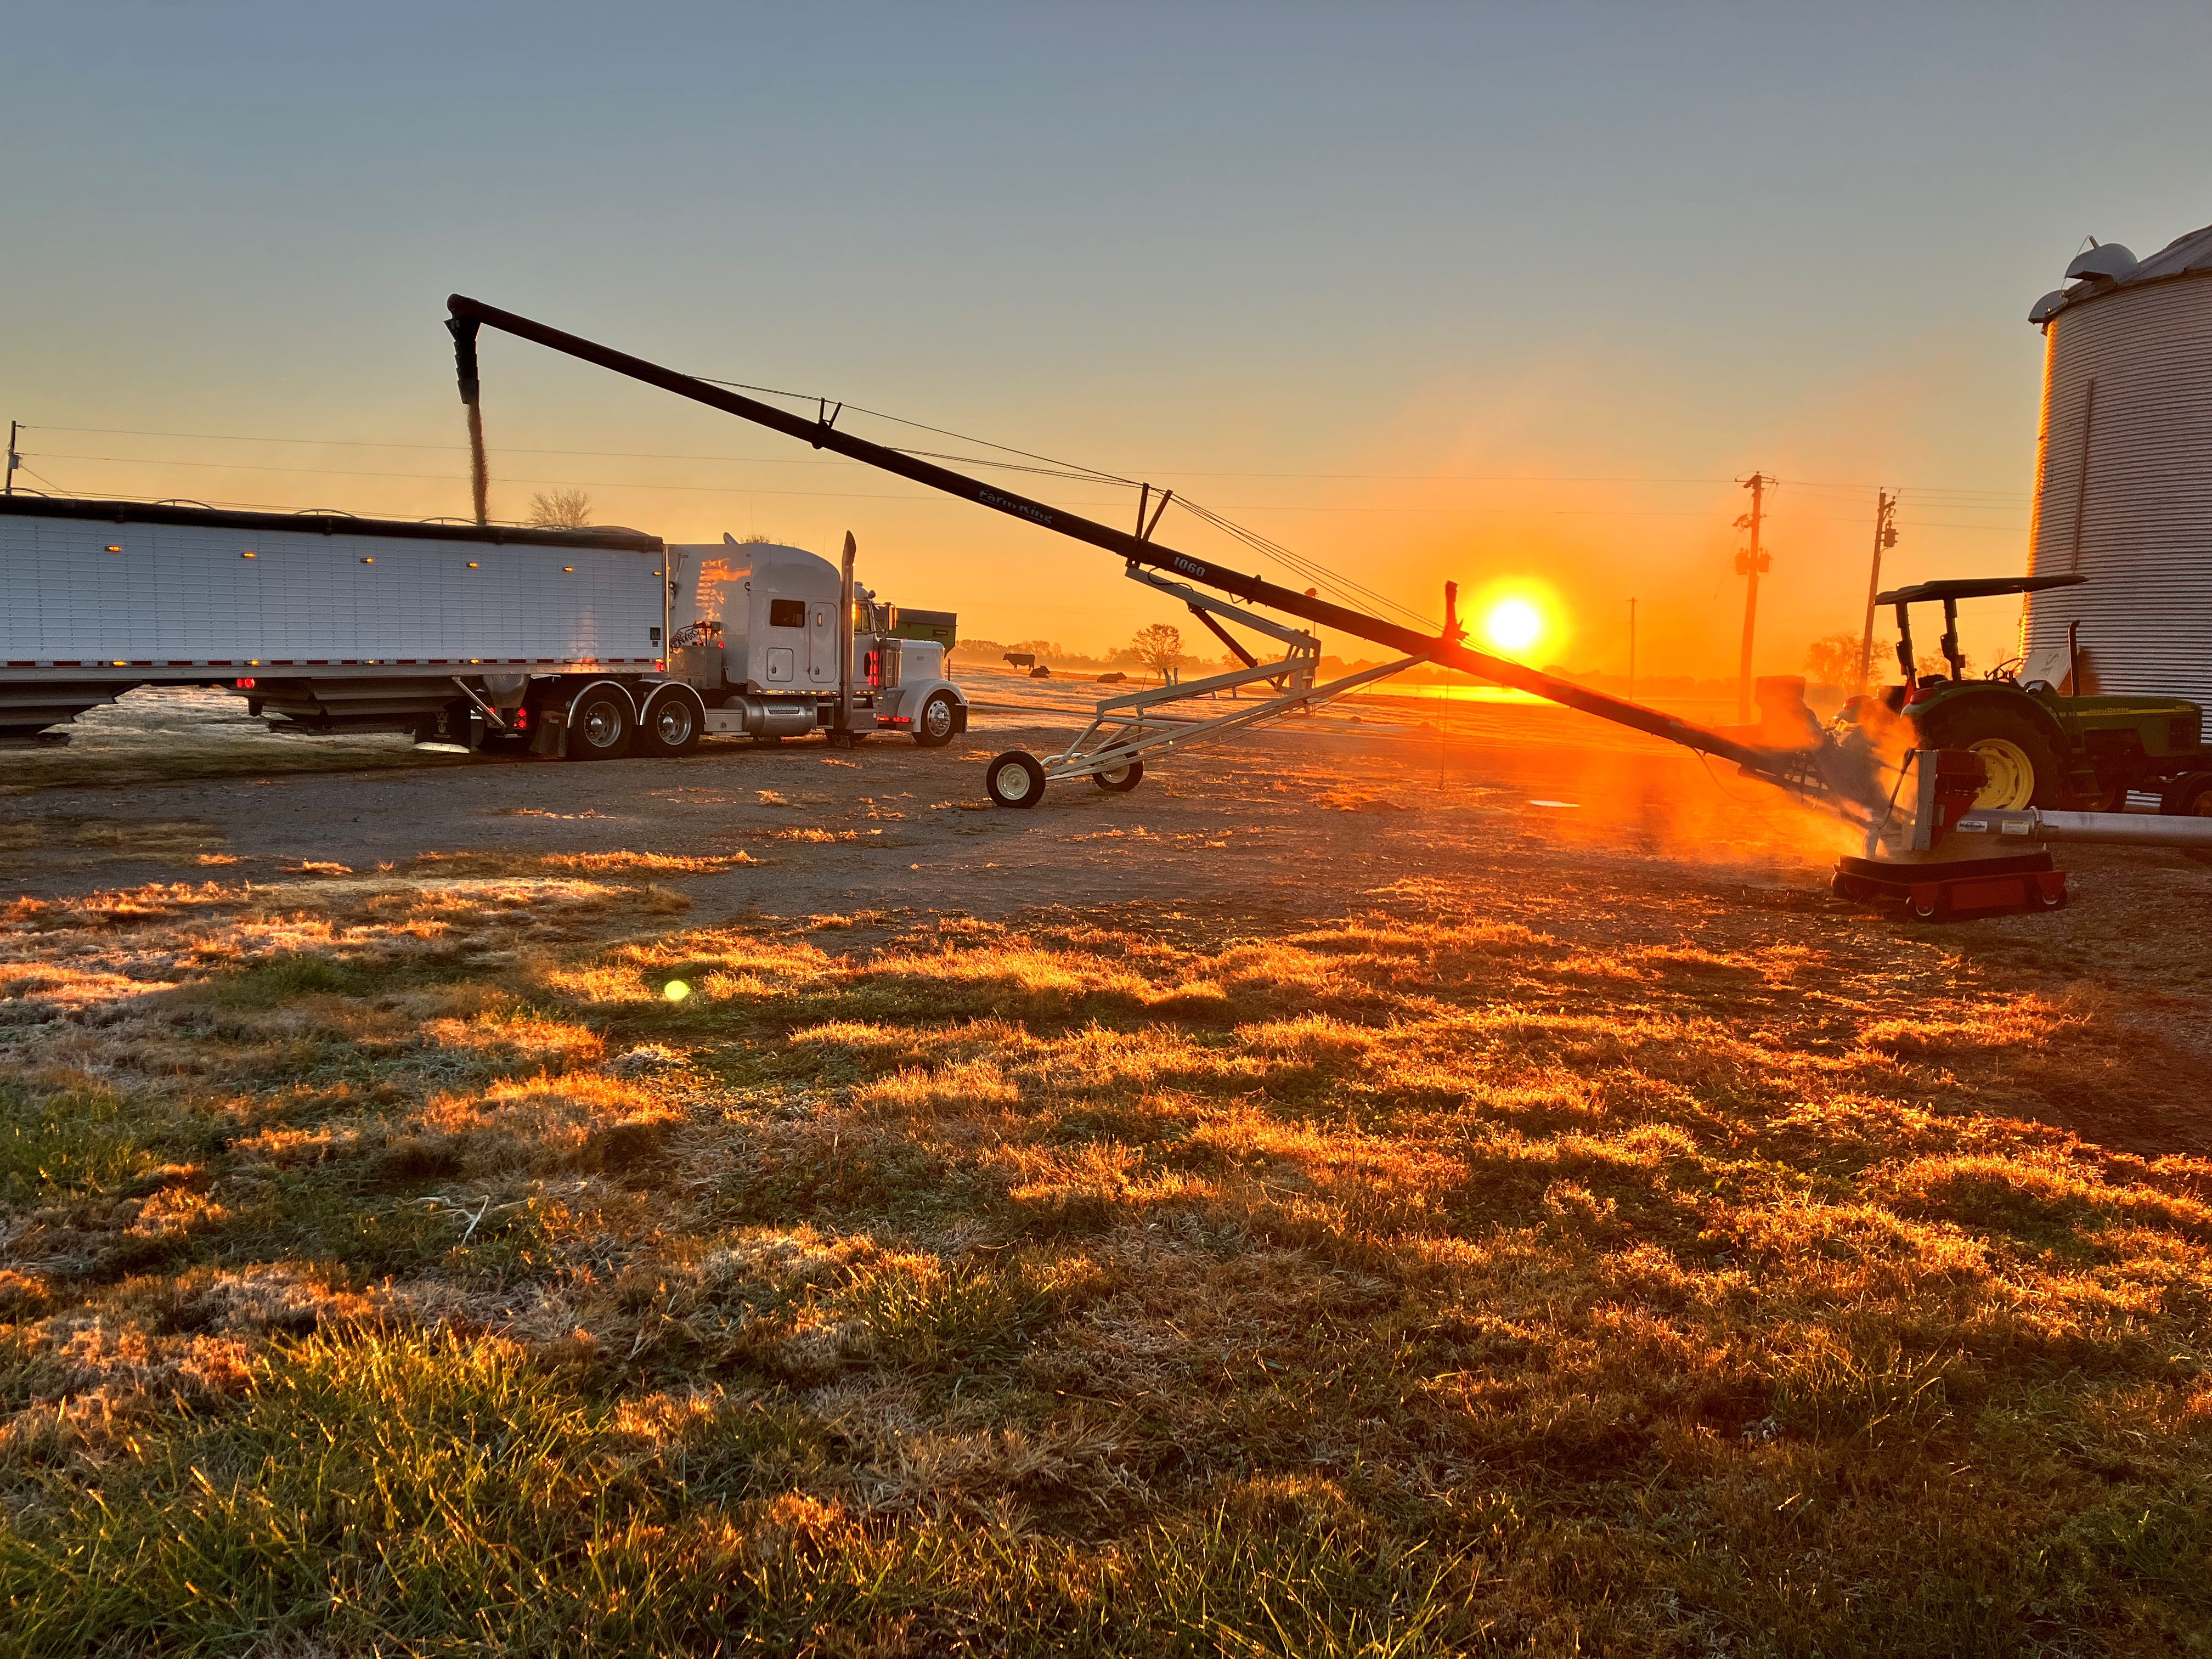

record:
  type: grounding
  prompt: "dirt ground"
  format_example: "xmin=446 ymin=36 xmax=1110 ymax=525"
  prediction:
xmin=9 ymin=680 xmax=2212 ymax=1115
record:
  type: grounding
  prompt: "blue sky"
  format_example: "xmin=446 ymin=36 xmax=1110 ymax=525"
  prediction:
xmin=4 ymin=3 xmax=2208 ymax=670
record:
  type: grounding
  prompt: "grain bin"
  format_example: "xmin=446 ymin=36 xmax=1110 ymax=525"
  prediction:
xmin=2021 ymin=222 xmax=2212 ymax=731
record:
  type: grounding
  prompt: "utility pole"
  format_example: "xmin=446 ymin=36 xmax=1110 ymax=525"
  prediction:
xmin=1627 ymin=597 xmax=1637 ymax=701
xmin=1855 ymin=489 xmax=1899 ymax=692
xmin=4 ymin=422 xmax=18 ymax=495
xmin=1734 ymin=472 xmax=1771 ymax=723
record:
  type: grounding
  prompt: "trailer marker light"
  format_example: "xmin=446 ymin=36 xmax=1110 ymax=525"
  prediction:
xmin=235 ymin=677 xmax=257 ymax=689
xmin=467 ymin=561 xmax=481 ymax=568
xmin=105 ymin=544 xmax=122 ymax=554
xmin=563 ymin=566 xmax=575 ymax=573
xmin=241 ymin=550 xmax=257 ymax=559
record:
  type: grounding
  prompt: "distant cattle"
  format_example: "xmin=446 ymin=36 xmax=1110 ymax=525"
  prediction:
xmin=1096 ymin=671 xmax=1127 ymax=684
xmin=1029 ymin=665 xmax=1052 ymax=679
xmin=1003 ymin=652 xmax=1035 ymax=668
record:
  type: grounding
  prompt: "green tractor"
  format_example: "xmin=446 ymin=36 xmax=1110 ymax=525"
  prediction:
xmin=1858 ymin=574 xmax=2212 ymax=815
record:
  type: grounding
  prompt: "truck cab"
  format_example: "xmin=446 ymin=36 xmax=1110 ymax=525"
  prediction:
xmin=667 ymin=535 xmax=968 ymax=746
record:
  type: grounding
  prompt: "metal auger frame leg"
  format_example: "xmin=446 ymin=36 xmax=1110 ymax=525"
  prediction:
xmin=987 ymin=562 xmax=1428 ymax=804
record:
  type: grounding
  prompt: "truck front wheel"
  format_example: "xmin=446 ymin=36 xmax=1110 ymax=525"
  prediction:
xmin=914 ymin=691 xmax=959 ymax=748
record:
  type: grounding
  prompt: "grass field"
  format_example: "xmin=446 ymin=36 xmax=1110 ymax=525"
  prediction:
xmin=3 ymin=822 xmax=2208 ymax=1657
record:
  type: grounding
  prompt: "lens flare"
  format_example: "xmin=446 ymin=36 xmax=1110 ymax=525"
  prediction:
xmin=1484 ymin=599 xmax=1544 ymax=654
xmin=663 ymin=980 xmax=691 ymax=1002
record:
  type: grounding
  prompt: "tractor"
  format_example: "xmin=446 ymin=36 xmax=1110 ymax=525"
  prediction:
xmin=1849 ymin=574 xmax=2212 ymax=814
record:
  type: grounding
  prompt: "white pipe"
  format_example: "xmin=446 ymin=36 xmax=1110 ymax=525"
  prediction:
xmin=1951 ymin=808 xmax=2212 ymax=849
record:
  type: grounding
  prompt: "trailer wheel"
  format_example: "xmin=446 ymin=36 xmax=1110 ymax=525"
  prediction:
xmin=638 ymin=687 xmax=705 ymax=758
xmin=569 ymin=685 xmax=634 ymax=760
xmin=914 ymin=691 xmax=959 ymax=748
xmin=1092 ymin=759 xmax=1144 ymax=792
xmin=986 ymin=751 xmax=1047 ymax=809
xmin=1907 ymin=891 xmax=1946 ymax=922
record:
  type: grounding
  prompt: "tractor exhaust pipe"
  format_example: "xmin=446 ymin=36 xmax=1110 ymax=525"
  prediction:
xmin=836 ymin=531 xmax=858 ymax=742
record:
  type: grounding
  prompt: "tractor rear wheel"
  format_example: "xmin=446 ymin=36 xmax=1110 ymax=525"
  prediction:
xmin=1911 ymin=703 xmax=2064 ymax=810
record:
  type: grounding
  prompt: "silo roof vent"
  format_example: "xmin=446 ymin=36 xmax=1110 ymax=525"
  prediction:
xmin=2064 ymin=242 xmax=2137 ymax=282
xmin=2032 ymin=222 xmax=2212 ymax=323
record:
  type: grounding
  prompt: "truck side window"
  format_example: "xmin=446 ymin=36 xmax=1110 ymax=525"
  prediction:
xmin=768 ymin=599 xmax=806 ymax=629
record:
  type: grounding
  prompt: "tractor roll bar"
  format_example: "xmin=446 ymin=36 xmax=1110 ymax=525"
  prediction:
xmin=445 ymin=294 xmax=1808 ymax=781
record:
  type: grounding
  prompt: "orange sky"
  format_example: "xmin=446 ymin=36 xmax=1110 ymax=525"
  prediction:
xmin=7 ymin=8 xmax=2203 ymax=686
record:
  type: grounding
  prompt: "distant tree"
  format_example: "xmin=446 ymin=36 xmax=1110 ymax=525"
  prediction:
xmin=527 ymin=488 xmax=592 ymax=529
xmin=1131 ymin=622 xmax=1183 ymax=685
xmin=1803 ymin=632 xmax=1861 ymax=688
xmin=735 ymin=531 xmax=777 ymax=544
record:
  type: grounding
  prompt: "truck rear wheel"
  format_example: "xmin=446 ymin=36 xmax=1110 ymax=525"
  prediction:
xmin=569 ymin=685 xmax=634 ymax=760
xmin=637 ymin=687 xmax=705 ymax=758
xmin=1911 ymin=704 xmax=2064 ymax=810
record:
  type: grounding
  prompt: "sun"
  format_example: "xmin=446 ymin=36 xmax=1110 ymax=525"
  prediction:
xmin=1483 ymin=597 xmax=1544 ymax=654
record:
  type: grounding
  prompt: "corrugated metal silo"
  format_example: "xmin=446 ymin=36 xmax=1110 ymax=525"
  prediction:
xmin=2021 ymin=222 xmax=2212 ymax=731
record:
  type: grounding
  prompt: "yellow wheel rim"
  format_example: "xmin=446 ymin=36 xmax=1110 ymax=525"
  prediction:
xmin=1968 ymin=737 xmax=2035 ymax=809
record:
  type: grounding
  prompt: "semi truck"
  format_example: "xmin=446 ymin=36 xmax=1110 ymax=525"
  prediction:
xmin=0 ymin=494 xmax=966 ymax=757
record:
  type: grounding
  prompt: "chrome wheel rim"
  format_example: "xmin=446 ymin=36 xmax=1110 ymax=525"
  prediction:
xmin=584 ymin=706 xmax=623 ymax=748
xmin=654 ymin=701 xmax=694 ymax=746
xmin=923 ymin=697 xmax=954 ymax=740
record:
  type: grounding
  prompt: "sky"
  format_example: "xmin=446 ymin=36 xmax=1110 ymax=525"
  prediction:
xmin=4 ymin=2 xmax=2209 ymax=681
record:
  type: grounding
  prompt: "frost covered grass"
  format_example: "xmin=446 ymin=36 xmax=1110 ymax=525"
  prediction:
xmin=2 ymin=860 xmax=2209 ymax=1655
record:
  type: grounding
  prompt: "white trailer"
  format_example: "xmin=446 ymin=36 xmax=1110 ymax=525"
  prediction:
xmin=0 ymin=495 xmax=966 ymax=758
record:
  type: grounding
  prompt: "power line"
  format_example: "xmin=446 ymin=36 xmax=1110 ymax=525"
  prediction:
xmin=16 ymin=424 xmax=2030 ymax=498
xmin=16 ymin=452 xmax=2033 ymax=528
